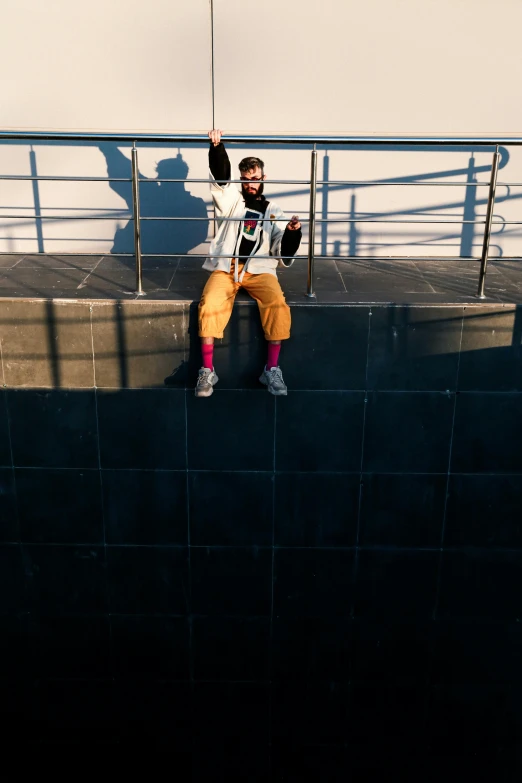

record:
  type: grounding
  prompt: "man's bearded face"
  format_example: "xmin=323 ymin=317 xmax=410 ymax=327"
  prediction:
xmin=240 ymin=166 xmax=265 ymax=198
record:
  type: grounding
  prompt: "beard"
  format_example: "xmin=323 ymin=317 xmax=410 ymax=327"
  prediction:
xmin=242 ymin=182 xmax=264 ymax=200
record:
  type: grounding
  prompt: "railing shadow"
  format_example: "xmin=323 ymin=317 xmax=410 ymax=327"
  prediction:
xmin=98 ymin=143 xmax=208 ymax=257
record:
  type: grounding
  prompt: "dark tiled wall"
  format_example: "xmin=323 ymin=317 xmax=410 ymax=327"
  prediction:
xmin=1 ymin=299 xmax=522 ymax=778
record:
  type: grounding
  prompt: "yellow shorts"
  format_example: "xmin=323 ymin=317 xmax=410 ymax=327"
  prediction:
xmin=198 ymin=262 xmax=291 ymax=341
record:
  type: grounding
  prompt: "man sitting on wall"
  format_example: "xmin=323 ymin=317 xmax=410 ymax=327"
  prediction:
xmin=195 ymin=129 xmax=302 ymax=398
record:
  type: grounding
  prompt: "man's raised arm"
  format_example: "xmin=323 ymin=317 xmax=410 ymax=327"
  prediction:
xmin=208 ymin=129 xmax=231 ymax=184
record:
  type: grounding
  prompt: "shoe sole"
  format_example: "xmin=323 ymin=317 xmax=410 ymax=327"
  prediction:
xmin=195 ymin=376 xmax=219 ymax=398
xmin=259 ymin=376 xmax=287 ymax=396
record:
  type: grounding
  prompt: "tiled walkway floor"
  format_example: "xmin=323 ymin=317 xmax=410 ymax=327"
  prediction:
xmin=0 ymin=254 xmax=521 ymax=304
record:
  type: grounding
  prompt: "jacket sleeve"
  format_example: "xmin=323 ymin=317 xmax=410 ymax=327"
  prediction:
xmin=209 ymin=142 xmax=238 ymax=215
xmin=209 ymin=142 xmax=230 ymax=182
xmin=281 ymin=226 xmax=302 ymax=259
xmin=268 ymin=205 xmax=302 ymax=267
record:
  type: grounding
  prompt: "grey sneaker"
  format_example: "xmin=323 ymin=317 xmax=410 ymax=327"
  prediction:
xmin=195 ymin=367 xmax=219 ymax=397
xmin=259 ymin=365 xmax=287 ymax=396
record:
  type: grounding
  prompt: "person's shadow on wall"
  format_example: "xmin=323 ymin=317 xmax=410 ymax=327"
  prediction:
xmin=98 ymin=143 xmax=208 ymax=256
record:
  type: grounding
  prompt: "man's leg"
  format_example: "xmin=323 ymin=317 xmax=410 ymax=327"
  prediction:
xmin=196 ymin=270 xmax=238 ymax=397
xmin=266 ymin=340 xmax=282 ymax=370
xmin=242 ymin=272 xmax=291 ymax=395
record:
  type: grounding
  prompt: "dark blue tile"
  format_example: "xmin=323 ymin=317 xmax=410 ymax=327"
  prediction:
xmin=359 ymin=473 xmax=446 ymax=546
xmin=272 ymin=616 xmax=354 ymax=681
xmin=445 ymin=474 xmax=522 ymax=547
xmin=23 ymin=545 xmax=107 ymax=615
xmin=32 ymin=679 xmax=116 ymax=743
xmin=192 ymin=616 xmax=270 ymax=681
xmin=0 ymin=545 xmax=24 ymax=613
xmin=193 ymin=682 xmax=269 ymax=748
xmin=275 ymin=392 xmax=365 ymax=471
xmin=7 ymin=389 xmax=99 ymax=468
xmin=110 ymin=615 xmax=189 ymax=679
xmin=0 ymin=615 xmax=27 ymax=671
xmin=367 ymin=306 xmax=463 ymax=390
xmin=349 ymin=684 xmax=429 ymax=750
xmin=97 ymin=389 xmax=186 ymax=469
xmin=191 ymin=547 xmax=272 ymax=616
xmin=283 ymin=306 xmax=369 ymax=390
xmin=107 ymin=546 xmax=189 ymax=614
xmin=274 ymin=473 xmax=359 ymax=547
xmin=27 ymin=615 xmax=111 ymax=678
xmin=272 ymin=747 xmax=367 ymax=783
xmin=187 ymin=391 xmax=274 ymax=470
xmin=0 ymin=677 xmax=30 ymax=745
xmin=0 ymin=391 xmax=12 ymax=467
xmin=274 ymin=548 xmax=355 ymax=618
xmin=272 ymin=681 xmax=352 ymax=747
xmin=103 ymin=469 xmax=187 ymax=545
xmin=114 ymin=680 xmax=192 ymax=749
xmin=193 ymin=747 xmax=269 ymax=783
xmin=451 ymin=393 xmax=522 ymax=473
xmin=459 ymin=306 xmax=522 ymax=391
xmin=352 ymin=619 xmax=433 ymax=687
xmin=354 ymin=549 xmax=439 ymax=620
xmin=189 ymin=471 xmax=273 ymax=545
xmin=363 ymin=392 xmax=454 ymax=472
xmin=426 ymin=684 xmax=518 ymax=758
xmin=0 ymin=468 xmax=17 ymax=542
xmin=438 ymin=550 xmax=522 ymax=620
xmin=431 ymin=620 xmax=522 ymax=687
xmin=16 ymin=468 xmax=103 ymax=544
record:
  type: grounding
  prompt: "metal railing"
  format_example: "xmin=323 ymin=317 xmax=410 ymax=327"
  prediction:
xmin=1 ymin=131 xmax=522 ymax=298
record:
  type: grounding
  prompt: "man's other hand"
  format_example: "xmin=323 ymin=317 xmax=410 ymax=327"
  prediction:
xmin=208 ymin=129 xmax=223 ymax=146
xmin=287 ymin=215 xmax=301 ymax=231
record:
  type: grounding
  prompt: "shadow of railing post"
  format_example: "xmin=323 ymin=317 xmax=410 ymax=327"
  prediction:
xmin=321 ymin=151 xmax=329 ymax=257
xmin=29 ymin=146 xmax=44 ymax=253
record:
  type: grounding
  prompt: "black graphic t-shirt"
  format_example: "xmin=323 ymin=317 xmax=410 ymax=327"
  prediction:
xmin=209 ymin=142 xmax=301 ymax=262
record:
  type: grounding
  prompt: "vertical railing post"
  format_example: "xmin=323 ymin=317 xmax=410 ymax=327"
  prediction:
xmin=477 ymin=144 xmax=500 ymax=299
xmin=131 ymin=142 xmax=143 ymax=294
xmin=307 ymin=144 xmax=318 ymax=298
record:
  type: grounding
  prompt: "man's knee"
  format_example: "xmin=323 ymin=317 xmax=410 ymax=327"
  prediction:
xmin=257 ymin=287 xmax=288 ymax=309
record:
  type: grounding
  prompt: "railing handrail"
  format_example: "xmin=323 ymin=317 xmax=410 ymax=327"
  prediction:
xmin=0 ymin=132 xmax=517 ymax=299
xmin=2 ymin=130 xmax=522 ymax=146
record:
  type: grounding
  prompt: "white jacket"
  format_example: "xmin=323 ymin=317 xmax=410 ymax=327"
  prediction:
xmin=202 ymin=176 xmax=292 ymax=282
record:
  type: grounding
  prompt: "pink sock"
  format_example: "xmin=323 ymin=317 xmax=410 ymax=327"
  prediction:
xmin=266 ymin=343 xmax=281 ymax=370
xmin=202 ymin=343 xmax=214 ymax=370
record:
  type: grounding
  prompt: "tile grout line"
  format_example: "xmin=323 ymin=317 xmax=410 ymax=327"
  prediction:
xmin=268 ymin=394 xmax=277 ymax=763
xmin=76 ymin=256 xmax=104 ymax=290
xmin=0 ymin=336 xmax=5 ymax=387
xmin=1 ymin=357 xmax=24 ymax=619
xmin=351 ymin=307 xmax=372 ymax=618
xmin=12 ymin=542 xmax=522 ymax=553
xmin=10 ymin=255 xmax=26 ymax=269
xmin=332 ymin=259 xmax=348 ymax=292
xmin=166 ymin=258 xmax=181 ymax=292
xmin=90 ymin=304 xmax=110 ymax=639
xmin=411 ymin=259 xmax=438 ymax=294
xmin=1 ymin=345 xmax=22 ymax=547
xmin=432 ymin=308 xmax=465 ymax=622
xmin=184 ymin=302 xmax=194 ymax=690
xmin=48 ymin=386 xmax=522 ymax=394
xmin=7 ymin=465 xmax=522 ymax=477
